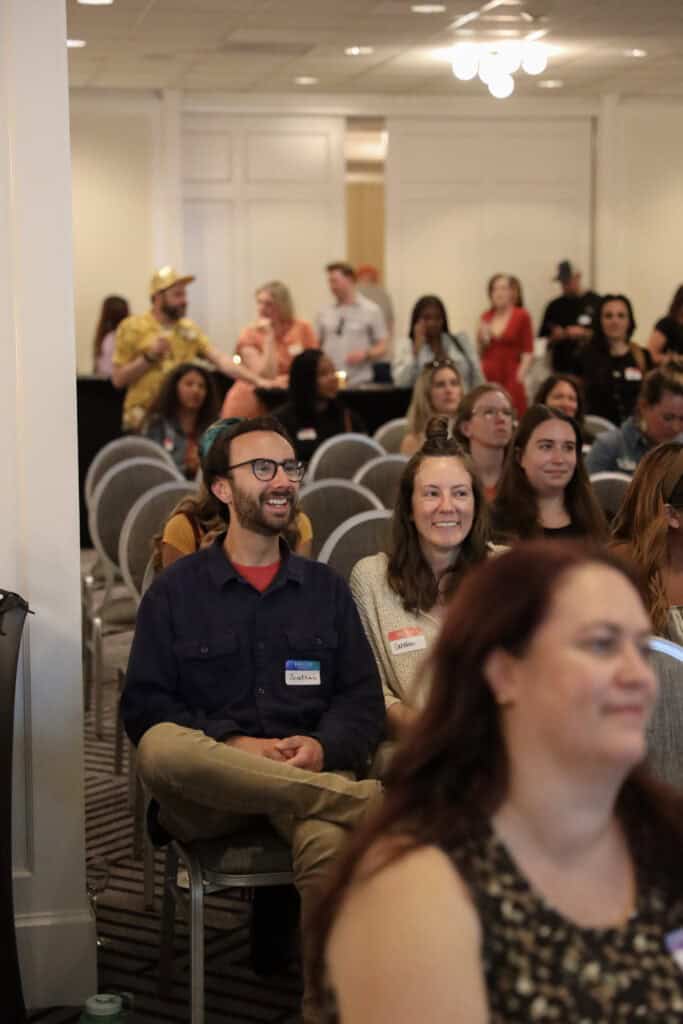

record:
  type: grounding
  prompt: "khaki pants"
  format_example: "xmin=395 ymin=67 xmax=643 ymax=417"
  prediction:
xmin=137 ymin=723 xmax=381 ymax=1022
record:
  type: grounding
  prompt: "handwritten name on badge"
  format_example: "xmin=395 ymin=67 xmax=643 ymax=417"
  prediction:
xmin=285 ymin=659 xmax=321 ymax=685
xmin=387 ymin=627 xmax=426 ymax=656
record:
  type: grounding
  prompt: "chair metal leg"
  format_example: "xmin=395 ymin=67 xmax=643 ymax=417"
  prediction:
xmin=143 ymin=834 xmax=156 ymax=911
xmin=158 ymin=845 xmax=179 ymax=995
xmin=114 ymin=667 xmax=126 ymax=774
xmin=133 ymin=771 xmax=145 ymax=860
xmin=128 ymin=743 xmax=138 ymax=813
xmin=187 ymin=851 xmax=206 ymax=1024
xmin=93 ymin=616 xmax=104 ymax=738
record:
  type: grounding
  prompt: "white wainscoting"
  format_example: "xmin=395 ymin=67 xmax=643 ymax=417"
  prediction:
xmin=181 ymin=113 xmax=346 ymax=352
xmin=385 ymin=117 xmax=593 ymax=341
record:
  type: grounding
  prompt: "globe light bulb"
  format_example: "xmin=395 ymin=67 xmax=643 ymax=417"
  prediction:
xmin=521 ymin=41 xmax=548 ymax=75
xmin=488 ymin=73 xmax=515 ymax=99
xmin=451 ymin=42 xmax=479 ymax=81
xmin=478 ymin=50 xmax=506 ymax=85
xmin=498 ymin=41 xmax=522 ymax=74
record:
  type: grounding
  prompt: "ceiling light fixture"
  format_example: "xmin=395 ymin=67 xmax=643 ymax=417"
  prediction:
xmin=625 ymin=48 xmax=647 ymax=58
xmin=67 ymin=39 xmax=87 ymax=48
xmin=345 ymin=46 xmax=374 ymax=56
xmin=488 ymin=73 xmax=515 ymax=99
xmin=538 ymin=79 xmax=563 ymax=88
xmin=448 ymin=38 xmax=549 ymax=98
xmin=411 ymin=3 xmax=447 ymax=11
xmin=77 ymin=0 xmax=114 ymax=5
xmin=295 ymin=76 xmax=318 ymax=85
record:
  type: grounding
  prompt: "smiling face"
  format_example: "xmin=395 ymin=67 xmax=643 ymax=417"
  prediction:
xmin=212 ymin=430 xmax=298 ymax=537
xmin=488 ymin=565 xmax=656 ymax=773
xmin=462 ymin=391 xmax=514 ymax=450
xmin=519 ymin=418 xmax=577 ymax=498
xmin=411 ymin=456 xmax=475 ymax=562
xmin=601 ymin=299 xmax=631 ymax=345
xmin=176 ymin=369 xmax=208 ymax=412
xmin=158 ymin=281 xmax=188 ymax=321
xmin=545 ymin=380 xmax=579 ymax=419
xmin=429 ymin=367 xmax=462 ymax=417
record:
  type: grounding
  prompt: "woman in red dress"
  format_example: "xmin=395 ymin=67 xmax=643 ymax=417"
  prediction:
xmin=477 ymin=273 xmax=534 ymax=415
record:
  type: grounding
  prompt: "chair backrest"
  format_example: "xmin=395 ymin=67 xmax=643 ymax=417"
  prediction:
xmin=306 ymin=433 xmax=385 ymax=482
xmin=118 ymin=481 xmax=196 ymax=604
xmin=583 ymin=414 xmax=617 ymax=442
xmin=589 ymin=471 xmax=632 ymax=521
xmin=318 ymin=510 xmax=393 ymax=582
xmin=373 ymin=417 xmax=408 ymax=454
xmin=89 ymin=458 xmax=180 ymax=576
xmin=85 ymin=436 xmax=179 ymax=508
xmin=353 ymin=455 xmax=408 ymax=509
xmin=647 ymin=638 xmax=683 ymax=788
xmin=298 ymin=480 xmax=384 ymax=559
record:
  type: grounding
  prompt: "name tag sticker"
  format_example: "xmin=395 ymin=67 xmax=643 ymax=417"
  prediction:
xmin=624 ymin=366 xmax=643 ymax=381
xmin=285 ymin=659 xmax=321 ymax=685
xmin=387 ymin=627 xmax=426 ymax=656
xmin=665 ymin=928 xmax=683 ymax=970
xmin=297 ymin=427 xmax=318 ymax=441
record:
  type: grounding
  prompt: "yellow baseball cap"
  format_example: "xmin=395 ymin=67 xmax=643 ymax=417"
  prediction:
xmin=150 ymin=266 xmax=195 ymax=295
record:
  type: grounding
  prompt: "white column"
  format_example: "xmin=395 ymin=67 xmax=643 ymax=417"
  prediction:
xmin=0 ymin=0 xmax=96 ymax=1008
xmin=157 ymin=89 xmax=184 ymax=268
xmin=594 ymin=93 xmax=625 ymax=293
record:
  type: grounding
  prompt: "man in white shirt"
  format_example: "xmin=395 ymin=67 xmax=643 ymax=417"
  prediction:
xmin=316 ymin=261 xmax=387 ymax=387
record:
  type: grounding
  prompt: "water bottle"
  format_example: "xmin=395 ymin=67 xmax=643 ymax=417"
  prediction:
xmin=80 ymin=993 xmax=134 ymax=1022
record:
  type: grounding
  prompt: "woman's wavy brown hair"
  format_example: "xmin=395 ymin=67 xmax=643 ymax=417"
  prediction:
xmin=387 ymin=417 xmax=489 ymax=612
xmin=405 ymin=360 xmax=463 ymax=438
xmin=310 ymin=540 xmax=683 ymax=1007
xmin=492 ymin=404 xmax=607 ymax=542
xmin=610 ymin=442 xmax=683 ymax=635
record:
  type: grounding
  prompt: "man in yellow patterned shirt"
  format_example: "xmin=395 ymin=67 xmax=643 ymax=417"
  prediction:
xmin=113 ymin=266 xmax=264 ymax=431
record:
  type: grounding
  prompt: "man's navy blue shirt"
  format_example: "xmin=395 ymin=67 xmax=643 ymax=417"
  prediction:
xmin=121 ymin=538 xmax=385 ymax=774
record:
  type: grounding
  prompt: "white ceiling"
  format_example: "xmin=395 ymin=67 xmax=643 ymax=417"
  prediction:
xmin=67 ymin=0 xmax=683 ymax=98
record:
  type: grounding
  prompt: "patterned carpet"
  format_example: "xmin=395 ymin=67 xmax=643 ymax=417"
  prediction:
xmin=31 ymin=600 xmax=302 ymax=1023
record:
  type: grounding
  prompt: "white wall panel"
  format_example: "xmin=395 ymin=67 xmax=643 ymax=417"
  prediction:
xmin=246 ymin=131 xmax=330 ymax=184
xmin=386 ymin=117 xmax=593 ymax=342
xmin=183 ymin=131 xmax=233 ymax=183
xmin=183 ymin=199 xmax=237 ymax=347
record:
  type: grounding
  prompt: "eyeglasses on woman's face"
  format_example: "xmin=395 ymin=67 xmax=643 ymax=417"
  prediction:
xmin=227 ymin=458 xmax=306 ymax=482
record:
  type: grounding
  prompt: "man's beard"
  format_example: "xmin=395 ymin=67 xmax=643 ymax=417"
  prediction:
xmin=230 ymin=485 xmax=295 ymax=537
xmin=161 ymin=299 xmax=186 ymax=321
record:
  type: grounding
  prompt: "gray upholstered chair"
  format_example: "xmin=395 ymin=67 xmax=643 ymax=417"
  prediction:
xmin=589 ymin=471 xmax=631 ymax=522
xmin=648 ymin=637 xmax=683 ymax=788
xmin=306 ymin=433 xmax=384 ymax=482
xmin=318 ymin=509 xmax=393 ymax=582
xmin=118 ymin=481 xmax=195 ymax=605
xmin=583 ymin=414 xmax=617 ymax=443
xmin=353 ymin=454 xmax=408 ymax=509
xmin=373 ymin=417 xmax=408 ymax=454
xmin=299 ymin=479 xmax=383 ymax=559
xmin=84 ymin=436 xmax=179 ymax=510
xmin=158 ymin=829 xmax=294 ymax=1024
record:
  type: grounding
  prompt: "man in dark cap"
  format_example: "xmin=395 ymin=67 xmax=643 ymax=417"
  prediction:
xmin=539 ymin=260 xmax=601 ymax=373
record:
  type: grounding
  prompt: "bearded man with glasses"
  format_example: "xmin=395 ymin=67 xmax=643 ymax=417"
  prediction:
xmin=121 ymin=416 xmax=384 ymax=1023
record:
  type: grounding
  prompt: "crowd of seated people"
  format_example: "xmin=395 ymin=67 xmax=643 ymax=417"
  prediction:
xmin=90 ymin=256 xmax=683 ymax=1024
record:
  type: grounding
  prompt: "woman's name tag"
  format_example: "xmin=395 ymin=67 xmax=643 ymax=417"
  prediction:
xmin=297 ymin=427 xmax=317 ymax=441
xmin=388 ymin=627 xmax=426 ymax=655
xmin=285 ymin=659 xmax=321 ymax=685
xmin=624 ymin=366 xmax=643 ymax=381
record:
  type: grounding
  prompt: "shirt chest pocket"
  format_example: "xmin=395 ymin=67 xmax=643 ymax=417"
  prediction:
xmin=173 ymin=633 xmax=241 ymax=708
xmin=284 ymin=629 xmax=338 ymax=691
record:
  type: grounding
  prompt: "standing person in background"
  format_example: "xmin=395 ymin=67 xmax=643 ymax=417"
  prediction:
xmin=221 ymin=280 xmax=317 ymax=419
xmin=509 ymin=275 xmax=525 ymax=308
xmin=112 ymin=266 xmax=266 ymax=432
xmin=392 ymin=295 xmax=483 ymax=394
xmin=316 ymin=262 xmax=387 ymax=388
xmin=539 ymin=260 xmax=600 ymax=373
xmin=491 ymin=405 xmax=606 ymax=543
xmin=647 ymin=285 xmax=683 ymax=364
xmin=274 ymin=350 xmax=366 ymax=464
xmin=454 ymin=384 xmax=514 ymax=502
xmin=143 ymin=362 xmax=218 ymax=480
xmin=477 ymin=273 xmax=533 ymax=416
xmin=356 ymin=264 xmax=395 ymax=350
xmin=93 ymin=294 xmax=129 ymax=378
xmin=576 ymin=294 xmax=651 ymax=425
xmin=401 ymin=360 xmax=463 ymax=457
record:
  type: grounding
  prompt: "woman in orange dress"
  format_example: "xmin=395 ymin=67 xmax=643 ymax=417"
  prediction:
xmin=477 ymin=273 xmax=534 ymax=416
xmin=221 ymin=280 xmax=317 ymax=418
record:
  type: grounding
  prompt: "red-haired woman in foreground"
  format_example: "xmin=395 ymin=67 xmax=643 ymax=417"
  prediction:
xmin=313 ymin=542 xmax=683 ymax=1022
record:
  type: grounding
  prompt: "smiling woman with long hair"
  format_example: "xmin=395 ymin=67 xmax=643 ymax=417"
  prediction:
xmin=491 ymin=404 xmax=606 ymax=543
xmin=313 ymin=541 xmax=683 ymax=1023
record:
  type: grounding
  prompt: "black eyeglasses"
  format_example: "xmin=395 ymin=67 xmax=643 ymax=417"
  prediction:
xmin=227 ymin=458 xmax=306 ymax=482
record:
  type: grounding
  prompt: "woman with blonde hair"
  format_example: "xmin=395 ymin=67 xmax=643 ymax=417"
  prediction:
xmin=400 ymin=359 xmax=463 ymax=456
xmin=221 ymin=280 xmax=317 ymax=418
xmin=611 ymin=442 xmax=683 ymax=642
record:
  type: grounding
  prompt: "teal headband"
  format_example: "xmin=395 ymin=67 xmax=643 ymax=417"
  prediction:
xmin=199 ymin=417 xmax=243 ymax=462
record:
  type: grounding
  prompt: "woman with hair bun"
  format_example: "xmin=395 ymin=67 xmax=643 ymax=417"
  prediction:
xmin=351 ymin=417 xmax=490 ymax=742
xmin=492 ymin=404 xmax=606 ymax=543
